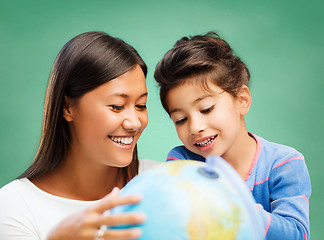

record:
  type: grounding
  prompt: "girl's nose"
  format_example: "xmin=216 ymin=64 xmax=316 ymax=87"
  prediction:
xmin=189 ymin=116 xmax=206 ymax=135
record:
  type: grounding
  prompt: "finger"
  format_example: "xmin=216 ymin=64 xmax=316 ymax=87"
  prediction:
xmin=94 ymin=194 xmax=142 ymax=214
xmin=100 ymin=212 xmax=146 ymax=227
xmin=79 ymin=227 xmax=142 ymax=240
xmin=108 ymin=187 xmax=120 ymax=198
xmin=103 ymin=228 xmax=142 ymax=240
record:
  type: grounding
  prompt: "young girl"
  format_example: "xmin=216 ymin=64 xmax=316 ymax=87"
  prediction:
xmin=154 ymin=32 xmax=311 ymax=239
xmin=0 ymin=31 xmax=153 ymax=240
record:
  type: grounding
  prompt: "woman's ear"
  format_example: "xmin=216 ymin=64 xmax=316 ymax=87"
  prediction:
xmin=237 ymin=85 xmax=251 ymax=116
xmin=63 ymin=96 xmax=73 ymax=122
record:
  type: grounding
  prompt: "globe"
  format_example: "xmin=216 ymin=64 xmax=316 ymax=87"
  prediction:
xmin=110 ymin=155 xmax=264 ymax=240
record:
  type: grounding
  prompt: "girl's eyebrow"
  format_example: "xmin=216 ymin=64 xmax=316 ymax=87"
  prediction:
xmin=169 ymin=108 xmax=181 ymax=115
xmin=194 ymin=94 xmax=212 ymax=103
xmin=169 ymin=94 xmax=212 ymax=115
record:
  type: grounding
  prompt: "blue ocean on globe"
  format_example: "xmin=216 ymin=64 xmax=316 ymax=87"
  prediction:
xmin=109 ymin=155 xmax=264 ymax=240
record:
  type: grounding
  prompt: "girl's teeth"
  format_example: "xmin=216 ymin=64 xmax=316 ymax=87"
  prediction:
xmin=196 ymin=136 xmax=216 ymax=146
xmin=110 ymin=136 xmax=133 ymax=145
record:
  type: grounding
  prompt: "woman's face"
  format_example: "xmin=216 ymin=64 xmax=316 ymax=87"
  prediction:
xmin=65 ymin=65 xmax=148 ymax=167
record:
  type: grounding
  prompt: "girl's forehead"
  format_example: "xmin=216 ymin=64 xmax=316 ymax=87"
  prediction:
xmin=177 ymin=77 xmax=222 ymax=94
xmin=167 ymin=80 xmax=221 ymax=106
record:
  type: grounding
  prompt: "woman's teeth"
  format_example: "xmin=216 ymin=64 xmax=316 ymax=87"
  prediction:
xmin=109 ymin=136 xmax=133 ymax=145
xmin=195 ymin=136 xmax=216 ymax=147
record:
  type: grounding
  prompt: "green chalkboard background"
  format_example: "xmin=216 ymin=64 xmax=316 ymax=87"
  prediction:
xmin=0 ymin=0 xmax=323 ymax=238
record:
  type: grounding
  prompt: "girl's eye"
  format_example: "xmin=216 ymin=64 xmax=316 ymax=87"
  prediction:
xmin=175 ymin=117 xmax=188 ymax=125
xmin=110 ymin=105 xmax=124 ymax=111
xmin=201 ymin=105 xmax=214 ymax=114
xmin=136 ymin=104 xmax=147 ymax=110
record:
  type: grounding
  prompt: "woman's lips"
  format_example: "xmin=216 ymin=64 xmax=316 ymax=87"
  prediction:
xmin=108 ymin=136 xmax=134 ymax=149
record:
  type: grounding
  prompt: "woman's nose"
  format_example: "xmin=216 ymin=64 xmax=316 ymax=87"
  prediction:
xmin=122 ymin=111 xmax=142 ymax=132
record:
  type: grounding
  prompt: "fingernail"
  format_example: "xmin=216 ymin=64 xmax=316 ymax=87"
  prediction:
xmin=138 ymin=213 xmax=146 ymax=222
xmin=111 ymin=187 xmax=120 ymax=195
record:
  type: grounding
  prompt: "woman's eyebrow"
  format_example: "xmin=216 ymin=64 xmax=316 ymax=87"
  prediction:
xmin=139 ymin=92 xmax=148 ymax=98
xmin=108 ymin=92 xmax=148 ymax=98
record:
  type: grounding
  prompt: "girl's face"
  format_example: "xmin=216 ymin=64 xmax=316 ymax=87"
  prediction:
xmin=166 ymin=79 xmax=248 ymax=159
xmin=64 ymin=65 xmax=148 ymax=167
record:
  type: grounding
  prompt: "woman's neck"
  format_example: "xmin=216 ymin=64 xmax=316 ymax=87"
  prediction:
xmin=31 ymin=155 xmax=124 ymax=201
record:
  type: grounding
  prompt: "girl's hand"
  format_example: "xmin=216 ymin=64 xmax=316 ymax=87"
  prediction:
xmin=47 ymin=187 xmax=145 ymax=240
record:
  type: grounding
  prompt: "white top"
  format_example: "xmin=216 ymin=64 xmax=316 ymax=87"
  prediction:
xmin=0 ymin=159 xmax=161 ymax=240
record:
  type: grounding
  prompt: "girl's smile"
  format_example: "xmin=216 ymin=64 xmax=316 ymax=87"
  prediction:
xmin=166 ymin=79 xmax=248 ymax=159
xmin=194 ymin=134 xmax=217 ymax=152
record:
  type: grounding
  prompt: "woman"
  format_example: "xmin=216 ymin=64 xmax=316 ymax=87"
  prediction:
xmin=0 ymin=31 xmax=152 ymax=240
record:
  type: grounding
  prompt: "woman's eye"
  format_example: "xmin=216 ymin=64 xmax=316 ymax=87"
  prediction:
xmin=136 ymin=104 xmax=147 ymax=110
xmin=110 ymin=105 xmax=124 ymax=111
xmin=201 ymin=105 xmax=214 ymax=114
xmin=175 ymin=117 xmax=187 ymax=125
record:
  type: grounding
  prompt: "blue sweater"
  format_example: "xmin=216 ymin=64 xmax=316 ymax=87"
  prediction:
xmin=166 ymin=134 xmax=311 ymax=240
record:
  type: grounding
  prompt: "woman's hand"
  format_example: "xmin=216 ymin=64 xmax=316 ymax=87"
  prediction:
xmin=47 ymin=187 xmax=145 ymax=240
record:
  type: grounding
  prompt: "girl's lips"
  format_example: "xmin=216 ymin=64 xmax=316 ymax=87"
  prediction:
xmin=194 ymin=135 xmax=217 ymax=145
xmin=194 ymin=135 xmax=217 ymax=152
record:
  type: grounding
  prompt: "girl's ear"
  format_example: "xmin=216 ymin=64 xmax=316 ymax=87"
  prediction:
xmin=237 ymin=85 xmax=251 ymax=116
xmin=63 ymin=96 xmax=73 ymax=122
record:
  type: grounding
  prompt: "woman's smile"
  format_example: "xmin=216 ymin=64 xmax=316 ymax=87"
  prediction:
xmin=66 ymin=65 xmax=148 ymax=166
xmin=108 ymin=136 xmax=134 ymax=145
xmin=108 ymin=135 xmax=135 ymax=150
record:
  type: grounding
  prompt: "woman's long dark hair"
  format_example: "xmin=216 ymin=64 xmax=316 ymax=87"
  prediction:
xmin=19 ymin=31 xmax=147 ymax=185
